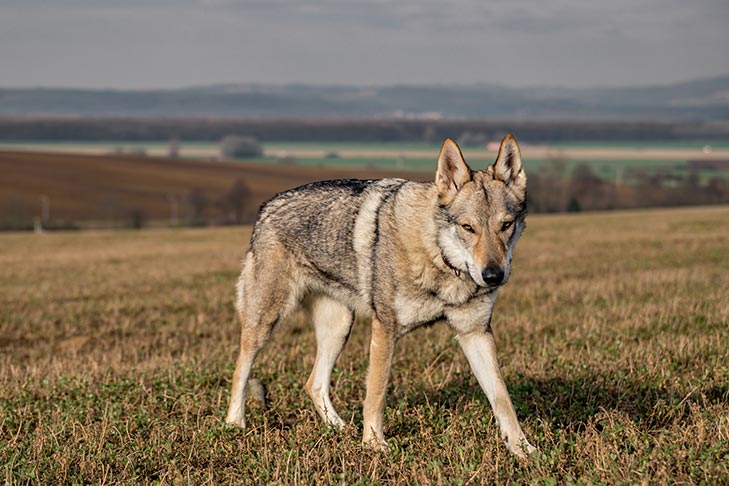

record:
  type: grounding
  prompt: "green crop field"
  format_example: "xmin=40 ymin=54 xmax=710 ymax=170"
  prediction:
xmin=2 ymin=206 xmax=728 ymax=483
xmin=2 ymin=139 xmax=728 ymax=180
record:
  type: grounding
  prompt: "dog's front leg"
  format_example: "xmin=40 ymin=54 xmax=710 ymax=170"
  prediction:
xmin=456 ymin=330 xmax=536 ymax=459
xmin=362 ymin=316 xmax=396 ymax=451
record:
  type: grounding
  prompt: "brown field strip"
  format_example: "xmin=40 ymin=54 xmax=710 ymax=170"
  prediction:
xmin=0 ymin=150 xmax=429 ymax=226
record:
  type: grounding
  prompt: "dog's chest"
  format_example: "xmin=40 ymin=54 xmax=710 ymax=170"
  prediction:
xmin=394 ymin=286 xmax=496 ymax=335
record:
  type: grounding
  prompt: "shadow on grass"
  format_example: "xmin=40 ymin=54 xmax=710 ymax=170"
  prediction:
xmin=406 ymin=371 xmax=729 ymax=431
xmin=242 ymin=366 xmax=728 ymax=436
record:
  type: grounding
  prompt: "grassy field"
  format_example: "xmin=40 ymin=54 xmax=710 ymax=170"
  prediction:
xmin=2 ymin=206 xmax=728 ymax=483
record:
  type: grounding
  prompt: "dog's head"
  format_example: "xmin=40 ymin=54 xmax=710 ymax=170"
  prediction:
xmin=435 ymin=135 xmax=527 ymax=288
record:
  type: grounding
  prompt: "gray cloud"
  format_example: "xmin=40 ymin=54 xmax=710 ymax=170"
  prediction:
xmin=0 ymin=0 xmax=727 ymax=88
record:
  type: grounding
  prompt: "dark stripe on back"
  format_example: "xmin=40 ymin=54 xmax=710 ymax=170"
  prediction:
xmin=252 ymin=179 xmax=378 ymax=244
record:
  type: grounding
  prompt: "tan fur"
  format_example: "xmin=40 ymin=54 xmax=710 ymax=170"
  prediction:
xmin=362 ymin=316 xmax=396 ymax=450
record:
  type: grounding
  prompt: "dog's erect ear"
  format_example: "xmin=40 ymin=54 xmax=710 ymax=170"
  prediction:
xmin=436 ymin=138 xmax=472 ymax=203
xmin=492 ymin=134 xmax=526 ymax=192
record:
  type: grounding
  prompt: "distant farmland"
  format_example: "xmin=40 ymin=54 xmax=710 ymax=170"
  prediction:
xmin=3 ymin=139 xmax=729 ymax=230
xmin=0 ymin=150 xmax=429 ymax=230
xmin=2 ymin=139 xmax=729 ymax=179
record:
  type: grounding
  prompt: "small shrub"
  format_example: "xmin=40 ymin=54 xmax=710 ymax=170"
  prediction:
xmin=220 ymin=136 xmax=263 ymax=159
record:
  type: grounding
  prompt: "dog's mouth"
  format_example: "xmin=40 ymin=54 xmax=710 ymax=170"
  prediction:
xmin=440 ymin=251 xmax=462 ymax=277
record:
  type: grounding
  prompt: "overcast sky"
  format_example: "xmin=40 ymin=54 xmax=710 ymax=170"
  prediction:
xmin=1 ymin=0 xmax=728 ymax=89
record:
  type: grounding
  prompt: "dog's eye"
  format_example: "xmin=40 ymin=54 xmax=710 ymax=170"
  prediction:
xmin=461 ymin=223 xmax=475 ymax=233
xmin=501 ymin=221 xmax=514 ymax=231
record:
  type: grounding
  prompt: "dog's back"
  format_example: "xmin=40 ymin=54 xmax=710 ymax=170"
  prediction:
xmin=246 ymin=177 xmax=408 ymax=310
xmin=251 ymin=179 xmax=375 ymax=287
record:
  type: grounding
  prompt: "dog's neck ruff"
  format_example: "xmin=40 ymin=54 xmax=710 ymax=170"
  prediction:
xmin=440 ymin=250 xmax=461 ymax=277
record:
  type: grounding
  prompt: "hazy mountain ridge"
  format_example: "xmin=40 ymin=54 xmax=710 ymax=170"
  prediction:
xmin=1 ymin=76 xmax=728 ymax=120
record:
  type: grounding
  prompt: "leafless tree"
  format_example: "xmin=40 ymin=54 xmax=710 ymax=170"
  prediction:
xmin=219 ymin=179 xmax=253 ymax=224
xmin=186 ymin=188 xmax=209 ymax=226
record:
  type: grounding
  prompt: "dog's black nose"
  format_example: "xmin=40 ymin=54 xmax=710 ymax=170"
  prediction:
xmin=482 ymin=265 xmax=505 ymax=286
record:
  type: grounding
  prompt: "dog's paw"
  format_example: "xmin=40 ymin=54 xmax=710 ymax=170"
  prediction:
xmin=362 ymin=434 xmax=390 ymax=452
xmin=364 ymin=439 xmax=390 ymax=453
xmin=225 ymin=416 xmax=246 ymax=428
xmin=508 ymin=439 xmax=537 ymax=461
xmin=225 ymin=407 xmax=246 ymax=428
xmin=523 ymin=443 xmax=539 ymax=461
xmin=325 ymin=415 xmax=346 ymax=430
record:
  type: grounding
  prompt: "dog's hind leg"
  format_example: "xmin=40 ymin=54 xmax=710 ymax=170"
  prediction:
xmin=305 ymin=295 xmax=354 ymax=429
xmin=225 ymin=309 xmax=271 ymax=428
xmin=226 ymin=251 xmax=292 ymax=428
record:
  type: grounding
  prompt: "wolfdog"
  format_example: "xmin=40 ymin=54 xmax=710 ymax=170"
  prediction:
xmin=226 ymin=135 xmax=536 ymax=458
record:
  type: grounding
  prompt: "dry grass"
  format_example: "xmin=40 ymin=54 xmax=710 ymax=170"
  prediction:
xmin=1 ymin=206 xmax=728 ymax=483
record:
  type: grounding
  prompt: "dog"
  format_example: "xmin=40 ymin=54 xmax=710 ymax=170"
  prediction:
xmin=226 ymin=135 xmax=536 ymax=458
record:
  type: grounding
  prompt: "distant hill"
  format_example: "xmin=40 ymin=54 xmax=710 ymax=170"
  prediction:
xmin=1 ymin=75 xmax=728 ymax=120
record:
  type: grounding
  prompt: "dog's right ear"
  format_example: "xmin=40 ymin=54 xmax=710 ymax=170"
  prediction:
xmin=436 ymin=138 xmax=471 ymax=204
xmin=491 ymin=134 xmax=526 ymax=193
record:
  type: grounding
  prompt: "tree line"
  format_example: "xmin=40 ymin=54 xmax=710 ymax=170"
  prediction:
xmin=528 ymin=159 xmax=729 ymax=213
xmin=1 ymin=117 xmax=728 ymax=142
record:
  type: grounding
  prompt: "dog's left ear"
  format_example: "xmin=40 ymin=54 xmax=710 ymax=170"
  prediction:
xmin=492 ymin=134 xmax=526 ymax=192
xmin=436 ymin=138 xmax=472 ymax=204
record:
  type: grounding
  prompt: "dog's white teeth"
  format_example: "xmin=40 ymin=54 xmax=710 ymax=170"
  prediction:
xmin=455 ymin=269 xmax=461 ymax=277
